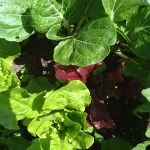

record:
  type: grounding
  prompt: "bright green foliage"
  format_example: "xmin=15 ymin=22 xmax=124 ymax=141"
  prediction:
xmin=0 ymin=71 xmax=93 ymax=149
xmin=0 ymin=0 xmax=150 ymax=149
xmin=26 ymin=80 xmax=93 ymax=150
xmin=0 ymin=88 xmax=40 ymax=129
xmin=102 ymin=0 xmax=141 ymax=21
xmin=132 ymin=141 xmax=150 ymax=150
xmin=142 ymin=88 xmax=150 ymax=102
xmin=0 ymin=0 xmax=32 ymax=42
xmin=0 ymin=0 xmax=117 ymax=66
xmin=145 ymin=128 xmax=150 ymax=138
xmin=94 ymin=131 xmax=105 ymax=144
xmin=43 ymin=80 xmax=91 ymax=112
xmin=0 ymin=58 xmax=20 ymax=92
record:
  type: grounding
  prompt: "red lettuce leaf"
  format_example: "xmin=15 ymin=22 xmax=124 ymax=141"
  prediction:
xmin=87 ymin=90 xmax=115 ymax=130
xmin=118 ymin=77 xmax=144 ymax=99
xmin=95 ymin=78 xmax=116 ymax=100
xmin=106 ymin=61 xmax=144 ymax=99
xmin=54 ymin=61 xmax=103 ymax=83
xmin=106 ymin=61 xmax=125 ymax=84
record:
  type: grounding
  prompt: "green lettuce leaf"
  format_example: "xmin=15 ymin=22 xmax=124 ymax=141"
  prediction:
xmin=28 ymin=117 xmax=53 ymax=138
xmin=64 ymin=111 xmax=87 ymax=139
xmin=27 ymin=134 xmax=75 ymax=150
xmin=0 ymin=58 xmax=20 ymax=92
xmin=27 ymin=80 xmax=93 ymax=149
xmin=145 ymin=128 xmax=150 ymax=138
xmin=43 ymin=80 xmax=91 ymax=112
xmin=142 ymin=88 xmax=150 ymax=102
xmin=0 ymin=88 xmax=39 ymax=129
xmin=102 ymin=0 xmax=141 ymax=21
xmin=0 ymin=0 xmax=33 ymax=42
xmin=64 ymin=111 xmax=88 ymax=130
xmin=27 ymin=130 xmax=94 ymax=150
xmin=132 ymin=141 xmax=150 ymax=150
xmin=73 ymin=132 xmax=94 ymax=149
xmin=54 ymin=17 xmax=116 ymax=66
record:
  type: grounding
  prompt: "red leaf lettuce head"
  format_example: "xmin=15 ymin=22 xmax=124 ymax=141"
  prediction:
xmin=106 ymin=61 xmax=125 ymax=84
xmin=106 ymin=60 xmax=144 ymax=99
xmin=54 ymin=61 xmax=103 ymax=83
xmin=86 ymin=90 xmax=115 ymax=130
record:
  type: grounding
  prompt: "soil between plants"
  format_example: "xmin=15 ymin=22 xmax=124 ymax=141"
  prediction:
xmin=12 ymin=34 xmax=149 ymax=149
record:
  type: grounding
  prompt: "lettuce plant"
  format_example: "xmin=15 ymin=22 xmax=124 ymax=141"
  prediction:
xmin=0 ymin=0 xmax=150 ymax=149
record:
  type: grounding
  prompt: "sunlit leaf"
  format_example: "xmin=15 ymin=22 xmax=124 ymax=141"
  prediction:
xmin=0 ymin=0 xmax=33 ymax=42
xmin=102 ymin=0 xmax=141 ymax=21
xmin=54 ymin=17 xmax=116 ymax=66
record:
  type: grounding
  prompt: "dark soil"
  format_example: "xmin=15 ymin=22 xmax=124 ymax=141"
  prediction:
xmin=12 ymin=34 xmax=149 ymax=149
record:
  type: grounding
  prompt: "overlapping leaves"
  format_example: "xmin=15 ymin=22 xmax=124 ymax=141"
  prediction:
xmin=0 ymin=58 xmax=93 ymax=149
xmin=0 ymin=0 xmax=117 ymax=66
xmin=127 ymin=6 xmax=150 ymax=61
xmin=54 ymin=17 xmax=116 ymax=66
xmin=0 ymin=0 xmax=88 ymax=42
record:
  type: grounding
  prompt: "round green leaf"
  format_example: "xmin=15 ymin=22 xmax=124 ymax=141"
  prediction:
xmin=102 ymin=0 xmax=141 ymax=21
xmin=30 ymin=0 xmax=63 ymax=33
xmin=0 ymin=0 xmax=33 ymax=42
xmin=54 ymin=17 xmax=116 ymax=66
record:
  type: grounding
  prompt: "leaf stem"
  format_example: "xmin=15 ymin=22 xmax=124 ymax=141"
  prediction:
xmin=76 ymin=17 xmax=85 ymax=31
xmin=76 ymin=0 xmax=93 ymax=31
xmin=115 ymin=51 xmax=129 ymax=59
